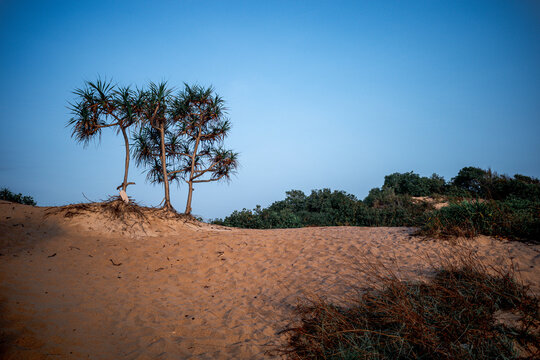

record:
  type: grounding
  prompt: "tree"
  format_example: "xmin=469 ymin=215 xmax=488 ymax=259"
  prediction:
xmin=169 ymin=84 xmax=239 ymax=214
xmin=382 ymin=171 xmax=431 ymax=196
xmin=132 ymin=81 xmax=177 ymax=210
xmin=68 ymin=78 xmax=142 ymax=194
xmin=451 ymin=167 xmax=487 ymax=196
xmin=428 ymin=173 xmax=446 ymax=194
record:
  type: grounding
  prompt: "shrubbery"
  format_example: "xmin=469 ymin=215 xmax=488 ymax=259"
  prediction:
xmin=214 ymin=189 xmax=432 ymax=229
xmin=213 ymin=167 xmax=539 ymax=241
xmin=381 ymin=171 xmax=446 ymax=197
xmin=420 ymin=199 xmax=540 ymax=241
xmin=0 ymin=188 xmax=36 ymax=206
xmin=451 ymin=167 xmax=540 ymax=201
xmin=278 ymin=258 xmax=540 ymax=359
xmin=367 ymin=167 xmax=540 ymax=202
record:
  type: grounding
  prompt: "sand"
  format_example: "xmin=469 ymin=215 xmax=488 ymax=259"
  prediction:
xmin=1 ymin=201 xmax=539 ymax=359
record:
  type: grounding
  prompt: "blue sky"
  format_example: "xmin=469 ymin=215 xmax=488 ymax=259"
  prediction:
xmin=1 ymin=0 xmax=539 ymax=219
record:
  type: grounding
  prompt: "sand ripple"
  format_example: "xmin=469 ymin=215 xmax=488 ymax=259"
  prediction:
xmin=1 ymin=202 xmax=539 ymax=359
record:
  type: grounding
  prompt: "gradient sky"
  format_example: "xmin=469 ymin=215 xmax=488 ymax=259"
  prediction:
xmin=1 ymin=0 xmax=539 ymax=219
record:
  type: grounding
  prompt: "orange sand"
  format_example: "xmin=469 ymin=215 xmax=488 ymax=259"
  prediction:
xmin=1 ymin=201 xmax=539 ymax=359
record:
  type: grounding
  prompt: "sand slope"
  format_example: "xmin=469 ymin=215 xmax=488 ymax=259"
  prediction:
xmin=1 ymin=201 xmax=539 ymax=359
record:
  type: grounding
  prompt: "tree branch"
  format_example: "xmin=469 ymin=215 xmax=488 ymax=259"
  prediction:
xmin=168 ymin=169 xmax=185 ymax=175
xmin=192 ymin=161 xmax=219 ymax=180
xmin=95 ymin=123 xmax=119 ymax=129
xmin=149 ymin=103 xmax=160 ymax=125
xmin=168 ymin=152 xmax=190 ymax=157
xmin=116 ymin=182 xmax=135 ymax=190
xmin=192 ymin=173 xmax=226 ymax=183
xmin=108 ymin=113 xmax=125 ymax=125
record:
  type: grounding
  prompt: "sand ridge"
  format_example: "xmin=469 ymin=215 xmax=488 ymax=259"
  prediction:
xmin=1 ymin=201 xmax=539 ymax=359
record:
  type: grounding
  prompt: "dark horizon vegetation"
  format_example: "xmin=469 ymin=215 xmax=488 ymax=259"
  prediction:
xmin=0 ymin=188 xmax=36 ymax=206
xmin=212 ymin=167 xmax=540 ymax=242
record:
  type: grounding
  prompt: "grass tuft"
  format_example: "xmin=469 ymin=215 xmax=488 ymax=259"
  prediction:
xmin=277 ymin=253 xmax=539 ymax=359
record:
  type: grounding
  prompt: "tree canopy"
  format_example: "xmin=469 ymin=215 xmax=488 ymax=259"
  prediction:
xmin=68 ymin=78 xmax=143 ymax=194
xmin=69 ymin=79 xmax=238 ymax=214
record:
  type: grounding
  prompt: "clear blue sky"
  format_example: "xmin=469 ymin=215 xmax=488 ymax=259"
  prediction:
xmin=1 ymin=0 xmax=539 ymax=219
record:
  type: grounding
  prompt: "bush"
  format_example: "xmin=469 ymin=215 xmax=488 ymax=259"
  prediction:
xmin=451 ymin=167 xmax=487 ymax=196
xmin=382 ymin=172 xmax=446 ymax=197
xmin=357 ymin=193 xmax=432 ymax=227
xmin=215 ymin=189 xmax=362 ymax=228
xmin=212 ymin=206 xmax=266 ymax=229
xmin=0 ymin=188 xmax=36 ymax=206
xmin=378 ymin=168 xmax=540 ymax=201
xmin=214 ymin=189 xmax=431 ymax=229
xmin=278 ymin=259 xmax=540 ymax=359
xmin=444 ymin=185 xmax=472 ymax=198
xmin=420 ymin=200 xmax=540 ymax=241
xmin=214 ymin=167 xmax=540 ymax=241
xmin=449 ymin=168 xmax=540 ymax=201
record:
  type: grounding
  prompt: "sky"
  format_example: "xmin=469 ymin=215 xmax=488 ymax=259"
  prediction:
xmin=0 ymin=0 xmax=539 ymax=219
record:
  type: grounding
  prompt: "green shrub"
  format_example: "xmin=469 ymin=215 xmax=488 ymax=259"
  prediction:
xmin=212 ymin=206 xmax=265 ymax=229
xmin=357 ymin=193 xmax=431 ymax=227
xmin=444 ymin=185 xmax=472 ymax=198
xmin=268 ymin=189 xmax=359 ymax=227
xmin=420 ymin=200 xmax=540 ymax=241
xmin=214 ymin=189 xmax=431 ymax=229
xmin=215 ymin=189 xmax=363 ymax=228
xmin=363 ymin=187 xmax=392 ymax=207
xmin=0 ymin=187 xmax=36 ymax=206
xmin=449 ymin=168 xmax=540 ymax=201
xmin=214 ymin=167 xmax=540 ymax=241
xmin=451 ymin=167 xmax=487 ymax=196
xmin=382 ymin=171 xmax=445 ymax=197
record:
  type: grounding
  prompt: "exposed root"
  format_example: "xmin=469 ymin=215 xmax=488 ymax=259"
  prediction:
xmin=44 ymin=197 xmax=203 ymax=236
xmin=46 ymin=196 xmax=148 ymax=222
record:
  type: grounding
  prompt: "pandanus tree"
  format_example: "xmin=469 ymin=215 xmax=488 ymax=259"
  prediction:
xmin=170 ymin=84 xmax=239 ymax=215
xmin=68 ymin=79 xmax=142 ymax=194
xmin=132 ymin=82 xmax=178 ymax=210
xmin=133 ymin=83 xmax=238 ymax=214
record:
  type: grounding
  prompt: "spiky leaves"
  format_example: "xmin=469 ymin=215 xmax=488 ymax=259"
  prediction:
xmin=132 ymin=123 xmax=181 ymax=185
xmin=134 ymin=82 xmax=177 ymax=210
xmin=132 ymin=83 xmax=238 ymax=213
xmin=113 ymin=86 xmax=144 ymax=130
xmin=68 ymin=78 xmax=142 ymax=193
xmin=168 ymin=84 xmax=239 ymax=214
xmin=176 ymin=148 xmax=238 ymax=183
xmin=68 ymin=78 xmax=115 ymax=146
xmin=141 ymin=82 xmax=173 ymax=130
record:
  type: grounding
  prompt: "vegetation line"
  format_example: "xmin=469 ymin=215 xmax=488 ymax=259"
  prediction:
xmin=213 ymin=167 xmax=539 ymax=242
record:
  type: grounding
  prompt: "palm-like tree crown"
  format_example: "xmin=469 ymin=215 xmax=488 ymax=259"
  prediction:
xmin=168 ymin=84 xmax=238 ymax=183
xmin=68 ymin=77 xmax=143 ymax=194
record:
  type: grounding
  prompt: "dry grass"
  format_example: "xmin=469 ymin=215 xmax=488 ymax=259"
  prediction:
xmin=276 ymin=251 xmax=539 ymax=360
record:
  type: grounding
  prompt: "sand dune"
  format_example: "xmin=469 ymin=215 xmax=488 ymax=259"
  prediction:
xmin=1 ymin=201 xmax=539 ymax=359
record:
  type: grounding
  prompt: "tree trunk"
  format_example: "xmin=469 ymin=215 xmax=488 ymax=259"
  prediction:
xmin=120 ymin=126 xmax=130 ymax=192
xmin=184 ymin=127 xmax=201 ymax=215
xmin=185 ymin=181 xmax=193 ymax=214
xmin=159 ymin=123 xmax=172 ymax=210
